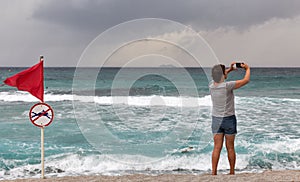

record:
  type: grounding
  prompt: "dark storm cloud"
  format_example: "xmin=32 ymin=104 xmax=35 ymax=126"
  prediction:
xmin=33 ymin=0 xmax=300 ymax=32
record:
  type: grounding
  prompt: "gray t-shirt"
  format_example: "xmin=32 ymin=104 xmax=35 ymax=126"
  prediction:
xmin=209 ymin=81 xmax=236 ymax=117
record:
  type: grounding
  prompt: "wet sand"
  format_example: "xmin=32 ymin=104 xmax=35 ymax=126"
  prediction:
xmin=3 ymin=170 xmax=300 ymax=182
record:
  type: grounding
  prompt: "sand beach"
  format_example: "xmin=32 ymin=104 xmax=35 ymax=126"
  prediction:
xmin=3 ymin=170 xmax=300 ymax=182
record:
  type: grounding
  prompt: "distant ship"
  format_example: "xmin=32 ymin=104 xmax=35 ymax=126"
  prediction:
xmin=159 ymin=64 xmax=176 ymax=68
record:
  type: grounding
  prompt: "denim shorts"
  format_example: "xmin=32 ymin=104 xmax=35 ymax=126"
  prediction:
xmin=212 ymin=115 xmax=237 ymax=135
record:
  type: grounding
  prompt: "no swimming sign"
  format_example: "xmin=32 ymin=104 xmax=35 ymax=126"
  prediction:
xmin=29 ymin=102 xmax=54 ymax=127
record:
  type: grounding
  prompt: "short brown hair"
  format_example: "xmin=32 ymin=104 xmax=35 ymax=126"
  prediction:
xmin=212 ymin=64 xmax=225 ymax=82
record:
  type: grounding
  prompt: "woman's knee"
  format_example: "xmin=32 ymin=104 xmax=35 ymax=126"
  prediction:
xmin=225 ymin=142 xmax=235 ymax=152
xmin=214 ymin=145 xmax=223 ymax=152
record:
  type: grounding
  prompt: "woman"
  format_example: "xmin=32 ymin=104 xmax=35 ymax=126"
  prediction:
xmin=209 ymin=62 xmax=250 ymax=175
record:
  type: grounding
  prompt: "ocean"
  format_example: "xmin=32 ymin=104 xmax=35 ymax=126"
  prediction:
xmin=0 ymin=67 xmax=299 ymax=179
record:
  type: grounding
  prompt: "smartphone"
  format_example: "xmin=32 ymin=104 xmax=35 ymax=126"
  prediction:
xmin=236 ymin=63 xmax=243 ymax=68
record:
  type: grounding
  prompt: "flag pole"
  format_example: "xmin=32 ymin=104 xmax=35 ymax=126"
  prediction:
xmin=41 ymin=126 xmax=45 ymax=179
xmin=40 ymin=55 xmax=45 ymax=179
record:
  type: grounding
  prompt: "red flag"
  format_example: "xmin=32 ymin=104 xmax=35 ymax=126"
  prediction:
xmin=4 ymin=61 xmax=44 ymax=102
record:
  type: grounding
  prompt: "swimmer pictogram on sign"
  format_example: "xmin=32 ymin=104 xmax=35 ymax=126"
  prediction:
xmin=29 ymin=102 xmax=54 ymax=127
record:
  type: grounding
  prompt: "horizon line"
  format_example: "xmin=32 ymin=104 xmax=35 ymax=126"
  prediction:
xmin=1 ymin=66 xmax=300 ymax=68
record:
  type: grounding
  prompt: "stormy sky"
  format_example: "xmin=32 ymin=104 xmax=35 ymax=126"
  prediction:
xmin=1 ymin=0 xmax=300 ymax=67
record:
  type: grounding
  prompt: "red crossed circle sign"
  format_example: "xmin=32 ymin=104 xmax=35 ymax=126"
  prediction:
xmin=29 ymin=103 xmax=54 ymax=127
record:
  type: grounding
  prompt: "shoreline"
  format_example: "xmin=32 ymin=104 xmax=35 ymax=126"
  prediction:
xmin=2 ymin=170 xmax=300 ymax=182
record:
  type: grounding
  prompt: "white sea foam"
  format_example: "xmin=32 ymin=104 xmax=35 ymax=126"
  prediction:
xmin=2 ymin=137 xmax=299 ymax=180
xmin=0 ymin=91 xmax=212 ymax=107
xmin=1 ymin=91 xmax=299 ymax=107
xmin=93 ymin=95 xmax=212 ymax=107
xmin=253 ymin=137 xmax=300 ymax=154
xmin=0 ymin=153 xmax=251 ymax=180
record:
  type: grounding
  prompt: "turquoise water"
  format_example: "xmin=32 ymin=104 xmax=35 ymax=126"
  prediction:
xmin=0 ymin=67 xmax=299 ymax=179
